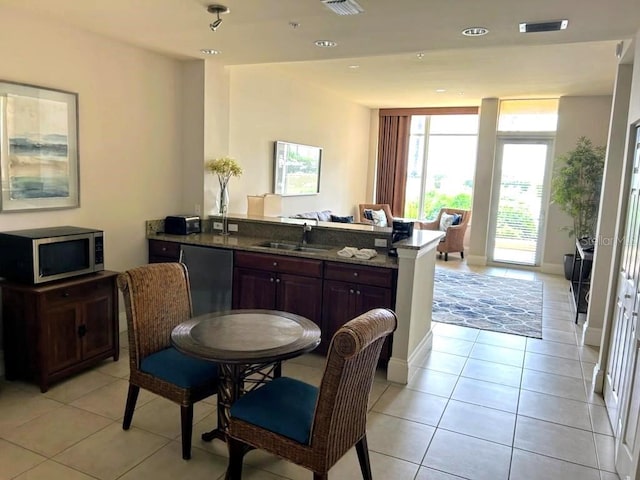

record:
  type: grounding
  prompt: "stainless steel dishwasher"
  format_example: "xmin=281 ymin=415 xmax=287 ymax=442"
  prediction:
xmin=180 ymin=244 xmax=233 ymax=316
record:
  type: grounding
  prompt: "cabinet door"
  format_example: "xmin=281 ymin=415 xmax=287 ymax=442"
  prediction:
xmin=321 ymin=280 xmax=356 ymax=353
xmin=355 ymin=284 xmax=393 ymax=362
xmin=233 ymin=268 xmax=276 ymax=309
xmin=276 ymin=273 xmax=323 ymax=328
xmin=82 ymin=290 xmax=115 ymax=360
xmin=46 ymin=304 xmax=83 ymax=374
xmin=354 ymin=284 xmax=393 ymax=316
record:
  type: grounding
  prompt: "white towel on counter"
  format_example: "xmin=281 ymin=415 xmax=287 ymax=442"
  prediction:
xmin=354 ymin=248 xmax=377 ymax=260
xmin=337 ymin=246 xmax=359 ymax=258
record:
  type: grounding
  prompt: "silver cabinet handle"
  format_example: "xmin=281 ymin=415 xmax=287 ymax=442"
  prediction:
xmin=270 ymin=277 xmax=274 ymax=282
xmin=353 ymin=272 xmax=359 ymax=277
xmin=276 ymin=278 xmax=280 ymax=283
xmin=349 ymin=289 xmax=354 ymax=294
xmin=273 ymin=262 xmax=278 ymax=267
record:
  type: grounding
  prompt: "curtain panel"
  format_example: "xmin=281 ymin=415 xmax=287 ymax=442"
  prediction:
xmin=376 ymin=114 xmax=410 ymax=217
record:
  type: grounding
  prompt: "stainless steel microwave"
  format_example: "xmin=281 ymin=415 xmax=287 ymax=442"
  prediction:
xmin=0 ymin=226 xmax=104 ymax=284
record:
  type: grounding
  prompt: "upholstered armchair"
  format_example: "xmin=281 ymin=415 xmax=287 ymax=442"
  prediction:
xmin=417 ymin=208 xmax=471 ymax=261
xmin=357 ymin=203 xmax=394 ymax=226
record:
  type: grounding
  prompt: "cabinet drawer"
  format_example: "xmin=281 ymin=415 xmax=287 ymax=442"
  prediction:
xmin=43 ymin=278 xmax=112 ymax=307
xmin=324 ymin=262 xmax=394 ymax=288
xmin=235 ymin=251 xmax=322 ymax=278
xmin=148 ymin=240 xmax=181 ymax=260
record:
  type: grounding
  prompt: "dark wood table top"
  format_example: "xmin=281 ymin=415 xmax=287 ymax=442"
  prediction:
xmin=171 ymin=309 xmax=321 ymax=364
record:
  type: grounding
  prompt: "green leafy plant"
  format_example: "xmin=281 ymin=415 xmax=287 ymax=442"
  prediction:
xmin=551 ymin=137 xmax=606 ymax=239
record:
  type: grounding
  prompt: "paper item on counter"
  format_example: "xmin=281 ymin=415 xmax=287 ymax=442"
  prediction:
xmin=337 ymin=246 xmax=359 ymax=258
xmin=354 ymin=248 xmax=378 ymax=260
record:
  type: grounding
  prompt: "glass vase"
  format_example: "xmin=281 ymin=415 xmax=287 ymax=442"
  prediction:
xmin=217 ymin=183 xmax=230 ymax=216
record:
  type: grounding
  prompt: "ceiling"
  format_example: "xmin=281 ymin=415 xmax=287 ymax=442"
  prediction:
xmin=3 ymin=0 xmax=638 ymax=107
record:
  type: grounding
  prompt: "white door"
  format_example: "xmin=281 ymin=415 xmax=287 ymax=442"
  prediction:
xmin=605 ymin=126 xmax=640 ymax=478
xmin=488 ymin=138 xmax=553 ymax=265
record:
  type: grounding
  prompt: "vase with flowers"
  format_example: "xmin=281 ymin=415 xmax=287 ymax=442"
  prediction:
xmin=205 ymin=156 xmax=243 ymax=216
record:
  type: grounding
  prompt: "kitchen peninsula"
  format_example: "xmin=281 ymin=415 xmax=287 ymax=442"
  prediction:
xmin=146 ymin=215 xmax=443 ymax=384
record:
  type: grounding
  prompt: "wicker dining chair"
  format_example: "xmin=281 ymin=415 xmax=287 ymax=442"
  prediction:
xmin=225 ymin=308 xmax=397 ymax=480
xmin=117 ymin=262 xmax=219 ymax=460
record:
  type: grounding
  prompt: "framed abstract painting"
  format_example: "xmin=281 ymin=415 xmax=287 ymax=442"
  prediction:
xmin=0 ymin=81 xmax=79 ymax=212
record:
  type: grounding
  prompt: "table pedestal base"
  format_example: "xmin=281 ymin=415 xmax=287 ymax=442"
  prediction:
xmin=202 ymin=361 xmax=281 ymax=442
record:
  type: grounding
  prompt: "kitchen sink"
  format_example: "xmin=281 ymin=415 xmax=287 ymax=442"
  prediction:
xmin=256 ymin=241 xmax=330 ymax=253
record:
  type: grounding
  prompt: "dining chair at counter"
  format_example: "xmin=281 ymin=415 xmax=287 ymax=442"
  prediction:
xmin=117 ymin=262 xmax=219 ymax=460
xmin=224 ymin=308 xmax=397 ymax=480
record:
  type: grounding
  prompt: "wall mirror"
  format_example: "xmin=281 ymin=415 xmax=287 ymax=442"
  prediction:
xmin=273 ymin=140 xmax=322 ymax=196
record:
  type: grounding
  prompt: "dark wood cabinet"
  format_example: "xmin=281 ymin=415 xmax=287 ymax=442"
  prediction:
xmin=148 ymin=239 xmax=181 ymax=263
xmin=2 ymin=271 xmax=120 ymax=392
xmin=233 ymin=252 xmax=323 ymax=328
xmin=322 ymin=262 xmax=396 ymax=359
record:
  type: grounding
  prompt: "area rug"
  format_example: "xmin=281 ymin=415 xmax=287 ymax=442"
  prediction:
xmin=432 ymin=268 xmax=543 ymax=338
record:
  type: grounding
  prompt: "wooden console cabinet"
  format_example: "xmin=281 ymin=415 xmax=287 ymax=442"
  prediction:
xmin=1 ymin=271 xmax=120 ymax=392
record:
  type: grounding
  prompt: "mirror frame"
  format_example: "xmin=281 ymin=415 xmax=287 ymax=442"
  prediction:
xmin=273 ymin=140 xmax=322 ymax=196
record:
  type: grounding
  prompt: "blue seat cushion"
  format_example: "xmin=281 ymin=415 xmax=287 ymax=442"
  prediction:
xmin=140 ymin=347 xmax=218 ymax=389
xmin=230 ymin=377 xmax=318 ymax=444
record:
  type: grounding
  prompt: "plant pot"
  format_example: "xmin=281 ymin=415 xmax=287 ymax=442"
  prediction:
xmin=563 ymin=253 xmax=592 ymax=281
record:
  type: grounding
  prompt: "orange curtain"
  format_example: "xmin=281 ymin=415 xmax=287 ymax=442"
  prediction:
xmin=376 ymin=115 xmax=410 ymax=217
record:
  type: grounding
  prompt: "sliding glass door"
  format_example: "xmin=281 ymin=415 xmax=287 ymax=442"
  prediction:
xmin=489 ymin=138 xmax=553 ymax=265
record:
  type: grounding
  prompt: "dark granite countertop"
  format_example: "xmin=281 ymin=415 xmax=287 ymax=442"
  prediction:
xmin=148 ymin=232 xmax=399 ymax=269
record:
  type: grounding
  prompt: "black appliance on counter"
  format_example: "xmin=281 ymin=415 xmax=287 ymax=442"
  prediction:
xmin=392 ymin=219 xmax=414 ymax=243
xmin=388 ymin=219 xmax=415 ymax=257
xmin=164 ymin=215 xmax=201 ymax=235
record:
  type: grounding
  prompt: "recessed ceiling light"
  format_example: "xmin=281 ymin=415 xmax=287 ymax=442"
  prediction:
xmin=315 ymin=40 xmax=337 ymax=48
xmin=436 ymin=89 xmax=446 ymax=93
xmin=200 ymin=49 xmax=220 ymax=55
xmin=289 ymin=21 xmax=300 ymax=29
xmin=417 ymin=53 xmax=425 ymax=59
xmin=519 ymin=19 xmax=568 ymax=33
xmin=348 ymin=65 xmax=360 ymax=69
xmin=461 ymin=27 xmax=489 ymax=36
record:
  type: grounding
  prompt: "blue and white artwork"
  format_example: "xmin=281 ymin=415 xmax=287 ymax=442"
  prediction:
xmin=6 ymin=95 xmax=70 ymax=200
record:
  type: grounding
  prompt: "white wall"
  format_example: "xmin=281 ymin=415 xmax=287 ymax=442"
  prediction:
xmin=223 ymin=65 xmax=371 ymax=218
xmin=0 ymin=7 xmax=184 ymax=272
xmin=542 ymin=96 xmax=613 ymax=268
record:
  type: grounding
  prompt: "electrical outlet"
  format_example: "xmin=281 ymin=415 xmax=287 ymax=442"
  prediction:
xmin=228 ymin=223 xmax=238 ymax=232
xmin=374 ymin=238 xmax=388 ymax=247
xmin=213 ymin=222 xmax=223 ymax=230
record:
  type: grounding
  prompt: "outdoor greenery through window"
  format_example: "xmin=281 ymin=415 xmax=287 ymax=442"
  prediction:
xmin=404 ymin=114 xmax=479 ymax=220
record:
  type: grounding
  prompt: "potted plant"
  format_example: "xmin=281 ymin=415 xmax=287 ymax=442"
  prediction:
xmin=205 ymin=156 xmax=243 ymax=215
xmin=550 ymin=136 xmax=606 ymax=280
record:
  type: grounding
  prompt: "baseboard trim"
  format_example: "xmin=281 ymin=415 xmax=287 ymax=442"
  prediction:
xmin=466 ymin=255 xmax=487 ymax=266
xmin=387 ymin=328 xmax=433 ymax=384
xmin=582 ymin=325 xmax=603 ymax=347
xmin=541 ymin=262 xmax=564 ymax=276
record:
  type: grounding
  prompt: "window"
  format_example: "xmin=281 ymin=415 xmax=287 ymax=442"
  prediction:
xmin=404 ymin=113 xmax=479 ymax=220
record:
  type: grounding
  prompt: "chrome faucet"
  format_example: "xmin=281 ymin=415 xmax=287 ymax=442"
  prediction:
xmin=301 ymin=222 xmax=312 ymax=245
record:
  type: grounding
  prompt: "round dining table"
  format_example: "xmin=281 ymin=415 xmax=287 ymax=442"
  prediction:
xmin=171 ymin=309 xmax=321 ymax=441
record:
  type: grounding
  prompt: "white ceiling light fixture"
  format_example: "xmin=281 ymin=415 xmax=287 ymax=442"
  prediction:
xmin=462 ymin=27 xmax=489 ymax=37
xmin=200 ymin=49 xmax=220 ymax=55
xmin=315 ymin=40 xmax=337 ymax=47
xmin=321 ymin=0 xmax=364 ymax=16
xmin=519 ymin=20 xmax=568 ymax=33
xmin=207 ymin=4 xmax=229 ymax=32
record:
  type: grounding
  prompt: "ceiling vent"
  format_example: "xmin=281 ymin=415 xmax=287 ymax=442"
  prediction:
xmin=321 ymin=0 xmax=364 ymax=15
xmin=519 ymin=20 xmax=568 ymax=33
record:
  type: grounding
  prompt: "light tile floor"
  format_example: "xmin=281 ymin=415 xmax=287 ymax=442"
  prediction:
xmin=0 ymin=261 xmax=620 ymax=480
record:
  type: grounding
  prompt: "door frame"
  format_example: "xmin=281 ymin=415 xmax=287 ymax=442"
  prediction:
xmin=488 ymin=134 xmax=555 ymax=266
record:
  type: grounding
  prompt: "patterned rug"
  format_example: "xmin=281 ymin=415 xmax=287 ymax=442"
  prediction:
xmin=432 ymin=268 xmax=543 ymax=338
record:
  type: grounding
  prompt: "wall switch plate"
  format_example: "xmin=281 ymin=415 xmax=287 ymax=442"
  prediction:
xmin=228 ymin=223 xmax=238 ymax=232
xmin=213 ymin=222 xmax=223 ymax=230
xmin=374 ymin=238 xmax=388 ymax=247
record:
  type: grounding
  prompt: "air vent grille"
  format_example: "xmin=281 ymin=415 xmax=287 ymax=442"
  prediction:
xmin=519 ymin=19 xmax=568 ymax=33
xmin=321 ymin=0 xmax=364 ymax=15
